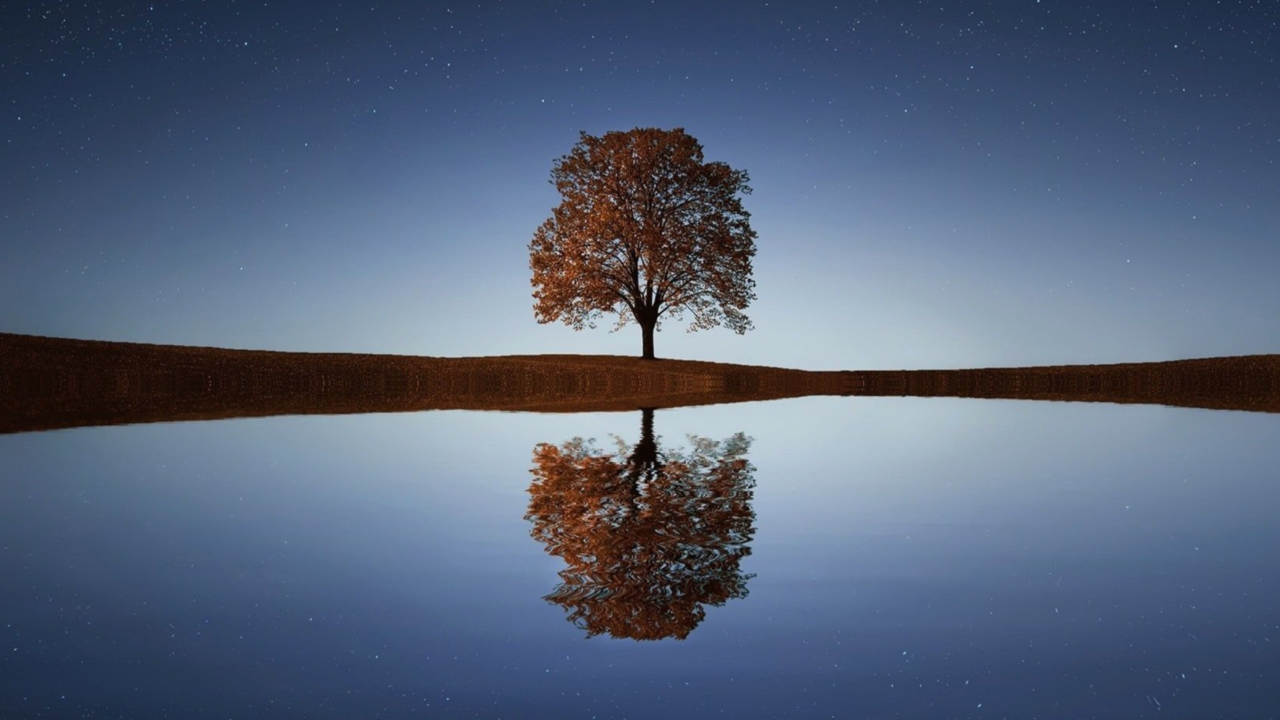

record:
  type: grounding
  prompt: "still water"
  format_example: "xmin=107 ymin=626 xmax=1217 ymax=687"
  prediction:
xmin=2 ymin=397 xmax=1278 ymax=718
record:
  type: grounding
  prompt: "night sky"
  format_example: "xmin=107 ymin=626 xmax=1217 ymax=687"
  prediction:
xmin=2 ymin=0 xmax=1277 ymax=370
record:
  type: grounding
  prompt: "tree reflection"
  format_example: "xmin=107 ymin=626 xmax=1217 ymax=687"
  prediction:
xmin=525 ymin=409 xmax=756 ymax=640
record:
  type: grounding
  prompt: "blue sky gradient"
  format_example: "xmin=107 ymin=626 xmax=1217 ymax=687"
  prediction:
xmin=2 ymin=1 xmax=1277 ymax=369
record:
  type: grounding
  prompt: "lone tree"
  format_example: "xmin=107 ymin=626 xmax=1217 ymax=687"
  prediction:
xmin=525 ymin=411 xmax=757 ymax=640
xmin=530 ymin=127 xmax=757 ymax=360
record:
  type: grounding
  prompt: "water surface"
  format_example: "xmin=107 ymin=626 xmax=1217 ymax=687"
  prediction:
xmin=2 ymin=398 xmax=1277 ymax=718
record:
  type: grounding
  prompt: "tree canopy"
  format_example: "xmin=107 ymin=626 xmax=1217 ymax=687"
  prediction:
xmin=525 ymin=410 xmax=756 ymax=640
xmin=529 ymin=127 xmax=757 ymax=359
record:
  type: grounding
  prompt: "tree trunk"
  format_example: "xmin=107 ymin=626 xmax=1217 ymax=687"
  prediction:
xmin=637 ymin=408 xmax=655 ymax=451
xmin=626 ymin=408 xmax=660 ymax=492
xmin=639 ymin=314 xmax=657 ymax=360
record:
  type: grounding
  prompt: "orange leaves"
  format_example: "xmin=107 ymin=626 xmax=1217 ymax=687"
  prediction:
xmin=529 ymin=128 xmax=758 ymax=356
xmin=524 ymin=417 xmax=756 ymax=640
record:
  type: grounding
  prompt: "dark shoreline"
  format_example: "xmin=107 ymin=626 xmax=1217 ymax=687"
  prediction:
xmin=2 ymin=332 xmax=1279 ymax=434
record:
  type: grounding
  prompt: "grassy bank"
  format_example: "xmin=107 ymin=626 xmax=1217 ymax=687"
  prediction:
xmin=2 ymin=332 xmax=1279 ymax=434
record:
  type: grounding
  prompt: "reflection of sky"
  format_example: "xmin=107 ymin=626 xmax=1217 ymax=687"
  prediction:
xmin=2 ymin=401 xmax=1279 ymax=716
xmin=3 ymin=2 xmax=1279 ymax=368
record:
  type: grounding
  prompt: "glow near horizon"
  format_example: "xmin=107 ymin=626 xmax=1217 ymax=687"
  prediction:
xmin=2 ymin=1 xmax=1277 ymax=370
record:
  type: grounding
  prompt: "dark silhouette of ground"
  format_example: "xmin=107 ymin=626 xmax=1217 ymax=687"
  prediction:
xmin=2 ymin=332 xmax=1279 ymax=434
xmin=0 ymin=333 xmax=851 ymax=433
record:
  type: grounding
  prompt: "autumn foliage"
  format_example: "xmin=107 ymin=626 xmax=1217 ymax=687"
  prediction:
xmin=525 ymin=411 xmax=756 ymax=640
xmin=530 ymin=128 xmax=758 ymax=359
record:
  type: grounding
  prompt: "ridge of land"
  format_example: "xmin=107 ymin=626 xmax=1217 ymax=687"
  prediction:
xmin=2 ymin=332 xmax=1279 ymax=434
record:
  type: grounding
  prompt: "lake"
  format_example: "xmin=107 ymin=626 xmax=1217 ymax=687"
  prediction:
xmin=2 ymin=397 xmax=1278 ymax=718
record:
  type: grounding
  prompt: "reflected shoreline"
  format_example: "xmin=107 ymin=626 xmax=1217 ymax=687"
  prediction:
xmin=3 ymin=332 xmax=1280 ymax=434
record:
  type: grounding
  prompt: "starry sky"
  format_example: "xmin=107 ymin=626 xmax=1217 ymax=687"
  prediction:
xmin=2 ymin=0 xmax=1277 ymax=370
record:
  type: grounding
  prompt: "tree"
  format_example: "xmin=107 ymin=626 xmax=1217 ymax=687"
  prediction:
xmin=530 ymin=127 xmax=757 ymax=360
xmin=525 ymin=409 xmax=757 ymax=640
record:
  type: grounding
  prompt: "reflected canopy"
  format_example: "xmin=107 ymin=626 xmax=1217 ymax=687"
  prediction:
xmin=525 ymin=409 xmax=756 ymax=640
